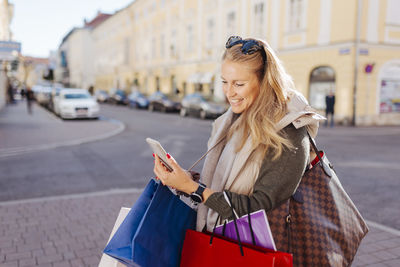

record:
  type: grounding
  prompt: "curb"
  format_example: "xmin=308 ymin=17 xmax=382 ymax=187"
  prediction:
xmin=0 ymin=116 xmax=125 ymax=158
xmin=0 ymin=187 xmax=144 ymax=206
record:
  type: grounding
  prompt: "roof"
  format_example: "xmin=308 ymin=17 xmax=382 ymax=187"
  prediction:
xmin=60 ymin=27 xmax=78 ymax=46
xmin=84 ymin=12 xmax=112 ymax=28
xmin=22 ymin=56 xmax=49 ymax=65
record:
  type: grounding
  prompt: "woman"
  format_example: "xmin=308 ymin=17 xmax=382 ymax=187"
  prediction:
xmin=153 ymin=36 xmax=323 ymax=232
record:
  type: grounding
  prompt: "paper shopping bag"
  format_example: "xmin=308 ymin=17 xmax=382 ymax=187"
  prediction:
xmin=99 ymin=207 xmax=131 ymax=267
xmin=214 ymin=209 xmax=276 ymax=250
xmin=104 ymin=179 xmax=196 ymax=267
xmin=180 ymin=229 xmax=292 ymax=267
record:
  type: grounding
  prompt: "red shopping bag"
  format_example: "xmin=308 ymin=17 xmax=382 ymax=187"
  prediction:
xmin=180 ymin=229 xmax=292 ymax=267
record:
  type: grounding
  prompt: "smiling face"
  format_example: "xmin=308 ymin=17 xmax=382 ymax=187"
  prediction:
xmin=221 ymin=59 xmax=261 ymax=114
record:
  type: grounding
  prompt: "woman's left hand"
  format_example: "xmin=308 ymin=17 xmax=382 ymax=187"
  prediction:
xmin=153 ymin=153 xmax=198 ymax=194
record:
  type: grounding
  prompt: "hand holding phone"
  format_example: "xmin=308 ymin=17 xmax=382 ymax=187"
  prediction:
xmin=146 ymin=138 xmax=173 ymax=172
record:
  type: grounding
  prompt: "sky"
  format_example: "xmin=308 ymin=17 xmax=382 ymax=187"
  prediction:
xmin=9 ymin=0 xmax=134 ymax=58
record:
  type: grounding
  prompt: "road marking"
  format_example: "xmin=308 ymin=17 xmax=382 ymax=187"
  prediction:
xmin=0 ymin=187 xmax=144 ymax=206
xmin=0 ymin=117 xmax=125 ymax=158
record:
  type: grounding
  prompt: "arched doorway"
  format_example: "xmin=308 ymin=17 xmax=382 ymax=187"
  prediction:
xmin=308 ymin=66 xmax=336 ymax=111
xmin=378 ymin=60 xmax=400 ymax=113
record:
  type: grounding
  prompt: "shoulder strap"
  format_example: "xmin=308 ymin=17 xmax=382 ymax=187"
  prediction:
xmin=187 ymin=134 xmax=227 ymax=171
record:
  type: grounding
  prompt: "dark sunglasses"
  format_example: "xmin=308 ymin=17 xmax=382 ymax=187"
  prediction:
xmin=225 ymin=36 xmax=267 ymax=62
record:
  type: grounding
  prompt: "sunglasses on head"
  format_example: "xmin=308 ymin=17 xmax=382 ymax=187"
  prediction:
xmin=225 ymin=36 xmax=267 ymax=62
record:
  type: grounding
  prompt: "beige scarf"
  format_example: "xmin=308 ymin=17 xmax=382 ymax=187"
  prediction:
xmin=196 ymin=89 xmax=325 ymax=231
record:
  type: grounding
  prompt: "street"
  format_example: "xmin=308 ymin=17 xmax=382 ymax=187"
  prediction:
xmin=0 ymin=102 xmax=400 ymax=266
xmin=1 ymin=103 xmax=399 ymax=229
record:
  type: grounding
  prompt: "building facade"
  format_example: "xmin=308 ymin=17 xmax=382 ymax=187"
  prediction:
xmin=59 ymin=0 xmax=400 ymax=125
xmin=56 ymin=13 xmax=111 ymax=89
xmin=0 ymin=0 xmax=13 ymax=41
xmin=92 ymin=8 xmax=133 ymax=92
xmin=0 ymin=0 xmax=14 ymax=110
xmin=276 ymin=0 xmax=400 ymax=125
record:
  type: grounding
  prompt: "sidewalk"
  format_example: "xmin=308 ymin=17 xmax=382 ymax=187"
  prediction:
xmin=0 ymin=189 xmax=399 ymax=267
xmin=0 ymin=101 xmax=124 ymax=158
xmin=1 ymin=102 xmax=400 ymax=266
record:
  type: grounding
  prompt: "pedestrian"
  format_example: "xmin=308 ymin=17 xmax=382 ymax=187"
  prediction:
xmin=26 ymin=87 xmax=34 ymax=114
xmin=325 ymin=90 xmax=335 ymax=127
xmin=6 ymin=78 xmax=15 ymax=105
xmin=152 ymin=36 xmax=323 ymax=261
xmin=88 ymin=85 xmax=94 ymax=95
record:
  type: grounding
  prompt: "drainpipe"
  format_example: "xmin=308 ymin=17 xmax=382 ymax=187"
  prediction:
xmin=352 ymin=0 xmax=362 ymax=126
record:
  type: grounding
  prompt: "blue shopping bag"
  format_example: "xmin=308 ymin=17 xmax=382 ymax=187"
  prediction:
xmin=103 ymin=179 xmax=196 ymax=267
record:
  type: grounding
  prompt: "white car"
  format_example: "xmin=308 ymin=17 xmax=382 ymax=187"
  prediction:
xmin=55 ymin=89 xmax=100 ymax=119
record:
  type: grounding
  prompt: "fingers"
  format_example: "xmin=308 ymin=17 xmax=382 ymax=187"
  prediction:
xmin=154 ymin=153 xmax=172 ymax=172
xmin=166 ymin=153 xmax=180 ymax=171
xmin=153 ymin=154 xmax=168 ymax=185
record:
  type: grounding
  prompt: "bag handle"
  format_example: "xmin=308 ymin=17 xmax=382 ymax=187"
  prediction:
xmin=187 ymin=134 xmax=227 ymax=171
xmin=246 ymin=199 xmax=256 ymax=246
xmin=222 ymin=192 xmax=257 ymax=246
xmin=209 ymin=192 xmax=245 ymax=256
xmin=189 ymin=126 xmax=319 ymax=172
xmin=307 ymin=131 xmax=322 ymax=164
xmin=306 ymin=131 xmax=333 ymax=177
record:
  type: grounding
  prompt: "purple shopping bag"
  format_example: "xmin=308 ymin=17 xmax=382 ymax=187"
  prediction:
xmin=214 ymin=206 xmax=276 ymax=251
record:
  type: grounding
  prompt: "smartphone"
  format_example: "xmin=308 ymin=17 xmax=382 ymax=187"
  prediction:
xmin=146 ymin=138 xmax=173 ymax=172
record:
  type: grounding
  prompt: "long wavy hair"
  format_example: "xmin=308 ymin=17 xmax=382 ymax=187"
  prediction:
xmin=223 ymin=38 xmax=295 ymax=160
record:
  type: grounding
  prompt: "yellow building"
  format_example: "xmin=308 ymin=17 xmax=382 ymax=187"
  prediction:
xmin=274 ymin=0 xmax=400 ymax=125
xmin=126 ymin=0 xmax=235 ymax=99
xmin=61 ymin=0 xmax=400 ymax=125
xmin=92 ymin=8 xmax=133 ymax=92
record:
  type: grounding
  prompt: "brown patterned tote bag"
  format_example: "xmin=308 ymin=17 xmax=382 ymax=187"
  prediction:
xmin=267 ymin=133 xmax=369 ymax=267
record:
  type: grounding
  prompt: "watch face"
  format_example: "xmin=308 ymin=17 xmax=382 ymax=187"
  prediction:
xmin=190 ymin=193 xmax=202 ymax=203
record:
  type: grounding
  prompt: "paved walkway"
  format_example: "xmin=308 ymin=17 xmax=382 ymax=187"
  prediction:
xmin=1 ymin=102 xmax=400 ymax=266
xmin=0 ymin=101 xmax=124 ymax=158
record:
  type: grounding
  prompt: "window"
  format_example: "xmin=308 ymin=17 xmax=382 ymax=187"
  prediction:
xmin=206 ymin=18 xmax=215 ymax=49
xmin=227 ymin=12 xmax=236 ymax=36
xmin=386 ymin=0 xmax=400 ymax=25
xmin=254 ymin=2 xmax=265 ymax=38
xmin=152 ymin=37 xmax=156 ymax=59
xmin=160 ymin=34 xmax=165 ymax=58
xmin=186 ymin=25 xmax=194 ymax=52
xmin=170 ymin=28 xmax=178 ymax=58
xmin=124 ymin=38 xmax=130 ymax=65
xmin=289 ymin=0 xmax=304 ymax=32
xmin=379 ymin=61 xmax=400 ymax=113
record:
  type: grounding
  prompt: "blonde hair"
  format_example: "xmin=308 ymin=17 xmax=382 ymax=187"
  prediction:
xmin=223 ymin=38 xmax=294 ymax=160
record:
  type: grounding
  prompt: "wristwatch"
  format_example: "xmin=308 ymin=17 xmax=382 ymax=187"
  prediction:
xmin=190 ymin=183 xmax=206 ymax=204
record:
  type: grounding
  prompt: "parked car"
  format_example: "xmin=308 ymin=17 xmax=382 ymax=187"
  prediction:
xmin=180 ymin=93 xmax=227 ymax=119
xmin=32 ymin=85 xmax=52 ymax=107
xmin=54 ymin=88 xmax=100 ymax=119
xmin=95 ymin=90 xmax=110 ymax=103
xmin=148 ymin=91 xmax=181 ymax=112
xmin=109 ymin=89 xmax=128 ymax=105
xmin=128 ymin=91 xmax=149 ymax=109
xmin=48 ymin=86 xmax=63 ymax=112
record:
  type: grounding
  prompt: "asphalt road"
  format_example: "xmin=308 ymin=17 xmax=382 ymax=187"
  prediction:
xmin=1 ymin=104 xmax=399 ymax=230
